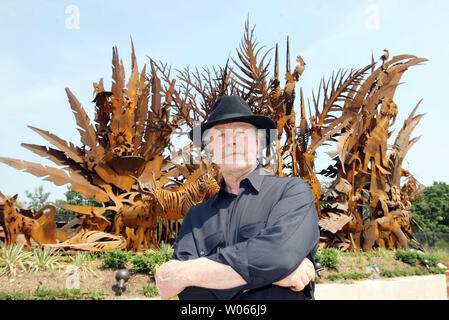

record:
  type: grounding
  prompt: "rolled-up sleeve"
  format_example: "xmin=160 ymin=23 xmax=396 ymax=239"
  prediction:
xmin=207 ymin=179 xmax=319 ymax=290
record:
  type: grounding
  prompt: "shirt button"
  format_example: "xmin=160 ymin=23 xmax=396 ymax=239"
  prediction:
xmin=200 ymin=250 xmax=205 ymax=256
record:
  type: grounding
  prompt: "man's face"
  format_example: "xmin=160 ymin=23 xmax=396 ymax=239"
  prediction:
xmin=204 ymin=122 xmax=260 ymax=173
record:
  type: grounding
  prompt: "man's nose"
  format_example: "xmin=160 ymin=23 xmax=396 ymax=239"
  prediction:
xmin=224 ymin=130 xmax=237 ymax=145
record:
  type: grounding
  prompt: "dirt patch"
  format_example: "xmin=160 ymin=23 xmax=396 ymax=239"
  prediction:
xmin=0 ymin=259 xmax=158 ymax=300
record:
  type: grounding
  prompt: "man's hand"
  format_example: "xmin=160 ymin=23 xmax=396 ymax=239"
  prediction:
xmin=272 ymin=257 xmax=315 ymax=292
xmin=155 ymin=260 xmax=189 ymax=300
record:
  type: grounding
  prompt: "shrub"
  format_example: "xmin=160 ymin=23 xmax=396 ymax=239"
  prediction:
xmin=131 ymin=244 xmax=174 ymax=276
xmin=316 ymin=247 xmax=341 ymax=269
xmin=131 ymin=252 xmax=154 ymax=274
xmin=395 ymin=249 xmax=441 ymax=266
xmin=100 ymin=249 xmax=131 ymax=269
xmin=0 ymin=244 xmax=32 ymax=276
xmin=382 ymin=266 xmax=445 ymax=278
xmin=65 ymin=251 xmax=98 ymax=275
xmin=395 ymin=250 xmax=419 ymax=265
xmin=28 ymin=247 xmax=63 ymax=273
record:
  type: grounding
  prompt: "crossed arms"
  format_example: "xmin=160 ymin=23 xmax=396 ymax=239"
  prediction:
xmin=156 ymin=179 xmax=320 ymax=299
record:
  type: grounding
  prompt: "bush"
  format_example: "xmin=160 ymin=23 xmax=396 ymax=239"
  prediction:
xmin=28 ymin=247 xmax=63 ymax=273
xmin=395 ymin=249 xmax=419 ymax=265
xmin=131 ymin=252 xmax=154 ymax=274
xmin=395 ymin=249 xmax=441 ymax=266
xmin=100 ymin=249 xmax=131 ymax=269
xmin=131 ymin=245 xmax=173 ymax=276
xmin=382 ymin=267 xmax=446 ymax=278
xmin=0 ymin=244 xmax=32 ymax=276
xmin=316 ymin=247 xmax=341 ymax=269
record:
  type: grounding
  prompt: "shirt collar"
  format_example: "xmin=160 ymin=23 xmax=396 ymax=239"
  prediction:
xmin=246 ymin=165 xmax=266 ymax=193
xmin=218 ymin=165 xmax=266 ymax=196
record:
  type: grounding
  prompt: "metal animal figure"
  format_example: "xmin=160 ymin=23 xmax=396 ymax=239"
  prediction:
xmin=0 ymin=194 xmax=61 ymax=250
xmin=125 ymin=168 xmax=220 ymax=249
xmin=112 ymin=191 xmax=163 ymax=251
xmin=149 ymin=169 xmax=220 ymax=220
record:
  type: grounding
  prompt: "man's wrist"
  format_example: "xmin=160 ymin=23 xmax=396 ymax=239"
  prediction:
xmin=180 ymin=259 xmax=197 ymax=287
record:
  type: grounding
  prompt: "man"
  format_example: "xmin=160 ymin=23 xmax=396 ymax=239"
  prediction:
xmin=155 ymin=95 xmax=319 ymax=300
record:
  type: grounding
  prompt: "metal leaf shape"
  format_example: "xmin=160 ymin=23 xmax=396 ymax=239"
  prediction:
xmin=44 ymin=231 xmax=126 ymax=252
xmin=27 ymin=125 xmax=84 ymax=164
xmin=319 ymin=212 xmax=352 ymax=234
xmin=65 ymin=88 xmax=100 ymax=151
xmin=21 ymin=143 xmax=86 ymax=176
xmin=0 ymin=157 xmax=108 ymax=202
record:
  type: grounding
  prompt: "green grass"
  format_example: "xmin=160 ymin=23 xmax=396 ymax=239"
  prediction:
xmin=0 ymin=288 xmax=105 ymax=300
xmin=326 ymin=272 xmax=372 ymax=281
xmin=382 ymin=267 xmax=446 ymax=278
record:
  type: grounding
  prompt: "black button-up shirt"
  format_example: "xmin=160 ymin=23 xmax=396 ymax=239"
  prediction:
xmin=172 ymin=165 xmax=320 ymax=300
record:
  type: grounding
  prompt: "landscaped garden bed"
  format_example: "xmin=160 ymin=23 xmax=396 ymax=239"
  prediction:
xmin=315 ymin=247 xmax=447 ymax=284
xmin=0 ymin=244 xmax=447 ymax=300
xmin=0 ymin=244 xmax=174 ymax=300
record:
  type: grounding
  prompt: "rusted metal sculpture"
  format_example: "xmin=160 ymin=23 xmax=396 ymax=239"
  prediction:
xmin=166 ymin=20 xmax=426 ymax=251
xmin=0 ymin=192 xmax=66 ymax=250
xmin=0 ymin=41 xmax=220 ymax=251
xmin=0 ymin=21 xmax=426 ymax=252
xmin=46 ymin=230 xmax=126 ymax=252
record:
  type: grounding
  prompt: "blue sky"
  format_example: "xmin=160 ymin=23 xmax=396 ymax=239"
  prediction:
xmin=0 ymin=0 xmax=448 ymax=202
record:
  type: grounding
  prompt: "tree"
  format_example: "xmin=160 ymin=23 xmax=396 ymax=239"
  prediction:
xmin=55 ymin=188 xmax=104 ymax=215
xmin=411 ymin=181 xmax=449 ymax=234
xmin=24 ymin=185 xmax=50 ymax=210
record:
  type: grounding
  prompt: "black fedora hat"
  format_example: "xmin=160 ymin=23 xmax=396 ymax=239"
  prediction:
xmin=189 ymin=95 xmax=277 ymax=148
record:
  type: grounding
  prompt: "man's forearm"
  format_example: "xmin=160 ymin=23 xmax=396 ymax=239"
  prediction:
xmin=183 ymin=257 xmax=247 ymax=290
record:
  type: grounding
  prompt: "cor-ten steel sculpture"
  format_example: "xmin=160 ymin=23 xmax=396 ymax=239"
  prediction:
xmin=0 ymin=21 xmax=427 ymax=252
xmin=0 ymin=192 xmax=66 ymax=250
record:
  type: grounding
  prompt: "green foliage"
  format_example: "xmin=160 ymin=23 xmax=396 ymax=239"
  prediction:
xmin=131 ymin=245 xmax=173 ymax=276
xmin=130 ymin=244 xmax=173 ymax=276
xmin=65 ymin=251 xmax=98 ymax=275
xmin=0 ymin=288 xmax=105 ymax=300
xmin=395 ymin=249 xmax=419 ymax=264
xmin=140 ymin=285 xmax=159 ymax=297
xmin=395 ymin=249 xmax=440 ymax=266
xmin=326 ymin=273 xmax=371 ymax=281
xmin=411 ymin=181 xmax=449 ymax=233
xmin=100 ymin=249 xmax=131 ymax=269
xmin=315 ymin=247 xmax=341 ymax=269
xmin=0 ymin=244 xmax=32 ymax=276
xmin=382 ymin=267 xmax=446 ymax=278
xmin=24 ymin=186 xmax=50 ymax=210
xmin=28 ymin=247 xmax=63 ymax=273
xmin=130 ymin=252 xmax=154 ymax=274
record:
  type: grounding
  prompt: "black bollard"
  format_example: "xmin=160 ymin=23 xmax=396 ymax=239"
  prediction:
xmin=115 ymin=269 xmax=130 ymax=296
